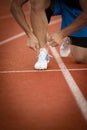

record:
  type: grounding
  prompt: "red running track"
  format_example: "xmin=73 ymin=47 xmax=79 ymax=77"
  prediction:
xmin=0 ymin=0 xmax=87 ymax=130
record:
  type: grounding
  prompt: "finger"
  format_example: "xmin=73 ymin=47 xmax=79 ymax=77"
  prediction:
xmin=36 ymin=43 xmax=40 ymax=50
xmin=49 ymin=41 xmax=58 ymax=47
xmin=47 ymin=36 xmax=53 ymax=42
xmin=29 ymin=46 xmax=37 ymax=51
xmin=33 ymin=47 xmax=37 ymax=51
xmin=47 ymin=35 xmax=50 ymax=41
xmin=48 ymin=41 xmax=55 ymax=46
xmin=51 ymin=43 xmax=57 ymax=47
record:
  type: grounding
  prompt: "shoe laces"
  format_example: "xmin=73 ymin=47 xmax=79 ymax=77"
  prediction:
xmin=62 ymin=38 xmax=70 ymax=49
xmin=37 ymin=49 xmax=49 ymax=63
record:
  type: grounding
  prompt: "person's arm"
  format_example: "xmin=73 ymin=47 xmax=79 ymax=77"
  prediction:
xmin=61 ymin=0 xmax=87 ymax=38
xmin=10 ymin=0 xmax=39 ymax=51
xmin=10 ymin=0 xmax=32 ymax=36
xmin=49 ymin=0 xmax=87 ymax=46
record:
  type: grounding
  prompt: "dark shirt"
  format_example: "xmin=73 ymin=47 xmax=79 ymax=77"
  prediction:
xmin=46 ymin=0 xmax=82 ymax=22
xmin=61 ymin=0 xmax=82 ymax=10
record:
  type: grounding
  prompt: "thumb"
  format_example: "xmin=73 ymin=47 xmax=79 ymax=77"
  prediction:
xmin=36 ymin=43 xmax=39 ymax=50
xmin=29 ymin=44 xmax=37 ymax=52
xmin=47 ymin=35 xmax=52 ymax=42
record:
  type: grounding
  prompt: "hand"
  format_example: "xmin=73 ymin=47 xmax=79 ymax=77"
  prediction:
xmin=48 ymin=32 xmax=64 ymax=47
xmin=27 ymin=32 xmax=39 ymax=51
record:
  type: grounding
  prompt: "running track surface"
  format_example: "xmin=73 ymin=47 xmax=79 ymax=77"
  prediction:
xmin=0 ymin=1 xmax=87 ymax=130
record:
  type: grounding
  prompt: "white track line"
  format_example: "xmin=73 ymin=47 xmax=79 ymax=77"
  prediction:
xmin=0 ymin=32 xmax=25 ymax=45
xmin=49 ymin=19 xmax=61 ymax=25
xmin=0 ymin=69 xmax=60 ymax=74
xmin=0 ymin=11 xmax=30 ymax=20
xmin=0 ymin=17 xmax=87 ymax=121
xmin=0 ymin=68 xmax=87 ymax=74
xmin=0 ymin=14 xmax=12 ymax=20
xmin=50 ymin=46 xmax=87 ymax=121
xmin=0 ymin=19 xmax=61 ymax=45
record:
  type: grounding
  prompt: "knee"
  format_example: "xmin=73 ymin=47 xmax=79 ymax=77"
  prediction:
xmin=71 ymin=45 xmax=87 ymax=63
xmin=74 ymin=56 xmax=85 ymax=64
xmin=30 ymin=0 xmax=50 ymax=11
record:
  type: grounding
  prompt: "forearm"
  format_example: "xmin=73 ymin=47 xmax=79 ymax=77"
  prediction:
xmin=10 ymin=0 xmax=32 ymax=37
xmin=61 ymin=12 xmax=87 ymax=37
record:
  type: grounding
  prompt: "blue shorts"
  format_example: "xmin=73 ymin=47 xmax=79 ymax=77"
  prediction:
xmin=45 ymin=0 xmax=87 ymax=47
xmin=52 ymin=0 xmax=87 ymax=38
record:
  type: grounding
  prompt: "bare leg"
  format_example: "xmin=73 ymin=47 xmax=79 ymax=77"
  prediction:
xmin=29 ymin=0 xmax=51 ymax=70
xmin=30 ymin=0 xmax=50 ymax=50
xmin=71 ymin=45 xmax=87 ymax=63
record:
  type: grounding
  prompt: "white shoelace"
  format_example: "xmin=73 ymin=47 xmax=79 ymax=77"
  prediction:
xmin=37 ymin=50 xmax=48 ymax=63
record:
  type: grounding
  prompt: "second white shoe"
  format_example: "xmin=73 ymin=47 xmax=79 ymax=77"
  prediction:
xmin=34 ymin=48 xmax=49 ymax=70
xmin=60 ymin=38 xmax=71 ymax=57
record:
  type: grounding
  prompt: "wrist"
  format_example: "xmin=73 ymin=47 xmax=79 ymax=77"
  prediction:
xmin=27 ymin=29 xmax=33 ymax=38
xmin=60 ymin=30 xmax=67 ymax=38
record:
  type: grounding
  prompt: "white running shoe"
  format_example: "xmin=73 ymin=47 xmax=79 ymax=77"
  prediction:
xmin=60 ymin=37 xmax=71 ymax=57
xmin=34 ymin=48 xmax=49 ymax=70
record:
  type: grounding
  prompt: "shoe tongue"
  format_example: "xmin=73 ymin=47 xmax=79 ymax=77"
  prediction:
xmin=38 ymin=48 xmax=47 ymax=62
xmin=40 ymin=48 xmax=47 ymax=53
